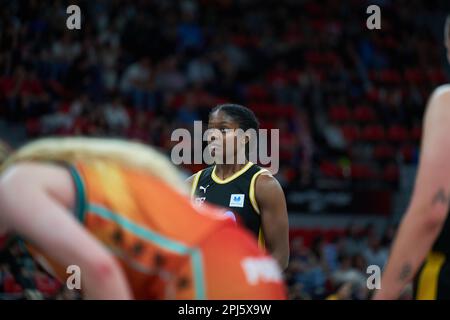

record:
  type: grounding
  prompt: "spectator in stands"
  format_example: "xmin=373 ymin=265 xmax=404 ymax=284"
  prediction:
xmin=343 ymin=224 xmax=366 ymax=256
xmin=176 ymin=91 xmax=200 ymax=126
xmin=154 ymin=56 xmax=187 ymax=93
xmin=323 ymin=236 xmax=344 ymax=273
xmin=119 ymin=56 xmax=154 ymax=110
xmin=50 ymin=33 xmax=81 ymax=79
xmin=103 ymin=95 xmax=130 ymax=135
xmin=331 ymin=254 xmax=366 ymax=294
xmin=186 ymin=54 xmax=215 ymax=86
xmin=362 ymin=235 xmax=389 ymax=270
xmin=289 ymin=282 xmax=312 ymax=300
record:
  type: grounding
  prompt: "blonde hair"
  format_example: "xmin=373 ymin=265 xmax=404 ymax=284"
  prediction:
xmin=2 ymin=137 xmax=189 ymax=195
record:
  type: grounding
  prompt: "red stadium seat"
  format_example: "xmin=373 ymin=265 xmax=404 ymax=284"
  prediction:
xmin=410 ymin=125 xmax=422 ymax=142
xmin=245 ymin=84 xmax=270 ymax=102
xmin=353 ymin=105 xmax=377 ymax=122
xmin=341 ymin=124 xmax=360 ymax=143
xmin=351 ymin=163 xmax=376 ymax=180
xmin=35 ymin=274 xmax=61 ymax=295
xmin=373 ymin=144 xmax=395 ymax=161
xmin=400 ymin=144 xmax=415 ymax=163
xmin=379 ymin=69 xmax=402 ymax=84
xmin=0 ymin=234 xmax=8 ymax=249
xmin=3 ymin=276 xmax=22 ymax=294
xmin=259 ymin=120 xmax=275 ymax=130
xmin=26 ymin=118 xmax=41 ymax=137
xmin=289 ymin=229 xmax=314 ymax=247
xmin=287 ymin=70 xmax=302 ymax=83
xmin=383 ymin=164 xmax=399 ymax=183
xmin=59 ymin=102 xmax=71 ymax=114
xmin=266 ymin=69 xmax=289 ymax=86
xmin=387 ymin=124 xmax=409 ymax=143
xmin=290 ymin=228 xmax=346 ymax=247
xmin=323 ymin=229 xmax=346 ymax=242
xmin=251 ymin=103 xmax=295 ymax=118
xmin=382 ymin=36 xmax=397 ymax=49
xmin=427 ymin=69 xmax=447 ymax=83
xmin=366 ymin=88 xmax=379 ymax=102
xmin=329 ymin=105 xmax=351 ymax=122
xmin=324 ymin=52 xmax=340 ymax=65
xmin=404 ymin=68 xmax=425 ymax=84
xmin=361 ymin=124 xmax=385 ymax=141
xmin=319 ymin=161 xmax=343 ymax=179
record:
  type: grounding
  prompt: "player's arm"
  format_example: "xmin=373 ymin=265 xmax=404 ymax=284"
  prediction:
xmin=0 ymin=162 xmax=132 ymax=299
xmin=373 ymin=86 xmax=450 ymax=300
xmin=255 ymin=174 xmax=290 ymax=270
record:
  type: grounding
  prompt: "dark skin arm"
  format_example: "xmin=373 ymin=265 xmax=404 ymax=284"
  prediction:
xmin=255 ymin=173 xmax=290 ymax=270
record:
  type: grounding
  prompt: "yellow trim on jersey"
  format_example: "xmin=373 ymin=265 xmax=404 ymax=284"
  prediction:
xmin=416 ymin=251 xmax=446 ymax=300
xmin=249 ymin=168 xmax=269 ymax=214
xmin=190 ymin=170 xmax=203 ymax=198
xmin=211 ymin=161 xmax=254 ymax=184
xmin=258 ymin=227 xmax=266 ymax=250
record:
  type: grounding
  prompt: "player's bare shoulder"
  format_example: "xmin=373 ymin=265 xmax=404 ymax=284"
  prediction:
xmin=429 ymin=84 xmax=450 ymax=110
xmin=255 ymin=170 xmax=283 ymax=193
xmin=424 ymin=84 xmax=450 ymax=125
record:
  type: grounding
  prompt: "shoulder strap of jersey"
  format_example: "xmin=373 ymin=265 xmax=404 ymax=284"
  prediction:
xmin=250 ymin=167 xmax=270 ymax=250
xmin=249 ymin=167 xmax=271 ymax=215
xmin=190 ymin=169 xmax=204 ymax=198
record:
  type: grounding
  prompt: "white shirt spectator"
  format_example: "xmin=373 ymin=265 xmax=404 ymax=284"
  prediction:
xmin=51 ymin=35 xmax=81 ymax=63
xmin=120 ymin=60 xmax=152 ymax=93
xmin=104 ymin=101 xmax=130 ymax=131
xmin=332 ymin=268 xmax=366 ymax=288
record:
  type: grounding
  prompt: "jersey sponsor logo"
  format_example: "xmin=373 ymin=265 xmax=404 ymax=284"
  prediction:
xmin=229 ymin=194 xmax=245 ymax=208
xmin=195 ymin=197 xmax=206 ymax=206
xmin=199 ymin=185 xmax=210 ymax=193
xmin=241 ymin=257 xmax=282 ymax=285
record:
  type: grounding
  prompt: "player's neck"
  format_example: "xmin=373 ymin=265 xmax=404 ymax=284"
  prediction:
xmin=214 ymin=162 xmax=249 ymax=180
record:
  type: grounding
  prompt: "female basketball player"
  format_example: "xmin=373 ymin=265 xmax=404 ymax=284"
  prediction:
xmin=374 ymin=17 xmax=450 ymax=300
xmin=187 ymin=104 xmax=289 ymax=270
xmin=0 ymin=137 xmax=286 ymax=299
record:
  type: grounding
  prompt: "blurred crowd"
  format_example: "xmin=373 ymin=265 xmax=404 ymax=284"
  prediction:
xmin=0 ymin=235 xmax=80 ymax=300
xmin=1 ymin=0 xmax=448 ymax=192
xmin=1 ymin=0 xmax=450 ymax=299
xmin=286 ymin=224 xmax=412 ymax=300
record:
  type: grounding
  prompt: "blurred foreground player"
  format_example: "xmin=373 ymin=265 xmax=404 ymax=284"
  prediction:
xmin=374 ymin=17 xmax=450 ymax=300
xmin=0 ymin=137 xmax=286 ymax=299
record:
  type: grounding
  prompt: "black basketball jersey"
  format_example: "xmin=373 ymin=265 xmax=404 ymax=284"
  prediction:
xmin=413 ymin=206 xmax=450 ymax=299
xmin=433 ymin=214 xmax=450 ymax=255
xmin=190 ymin=162 xmax=268 ymax=247
xmin=413 ymin=206 xmax=450 ymax=300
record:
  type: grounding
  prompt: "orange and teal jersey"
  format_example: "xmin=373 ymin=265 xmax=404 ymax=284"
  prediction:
xmin=27 ymin=160 xmax=286 ymax=300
